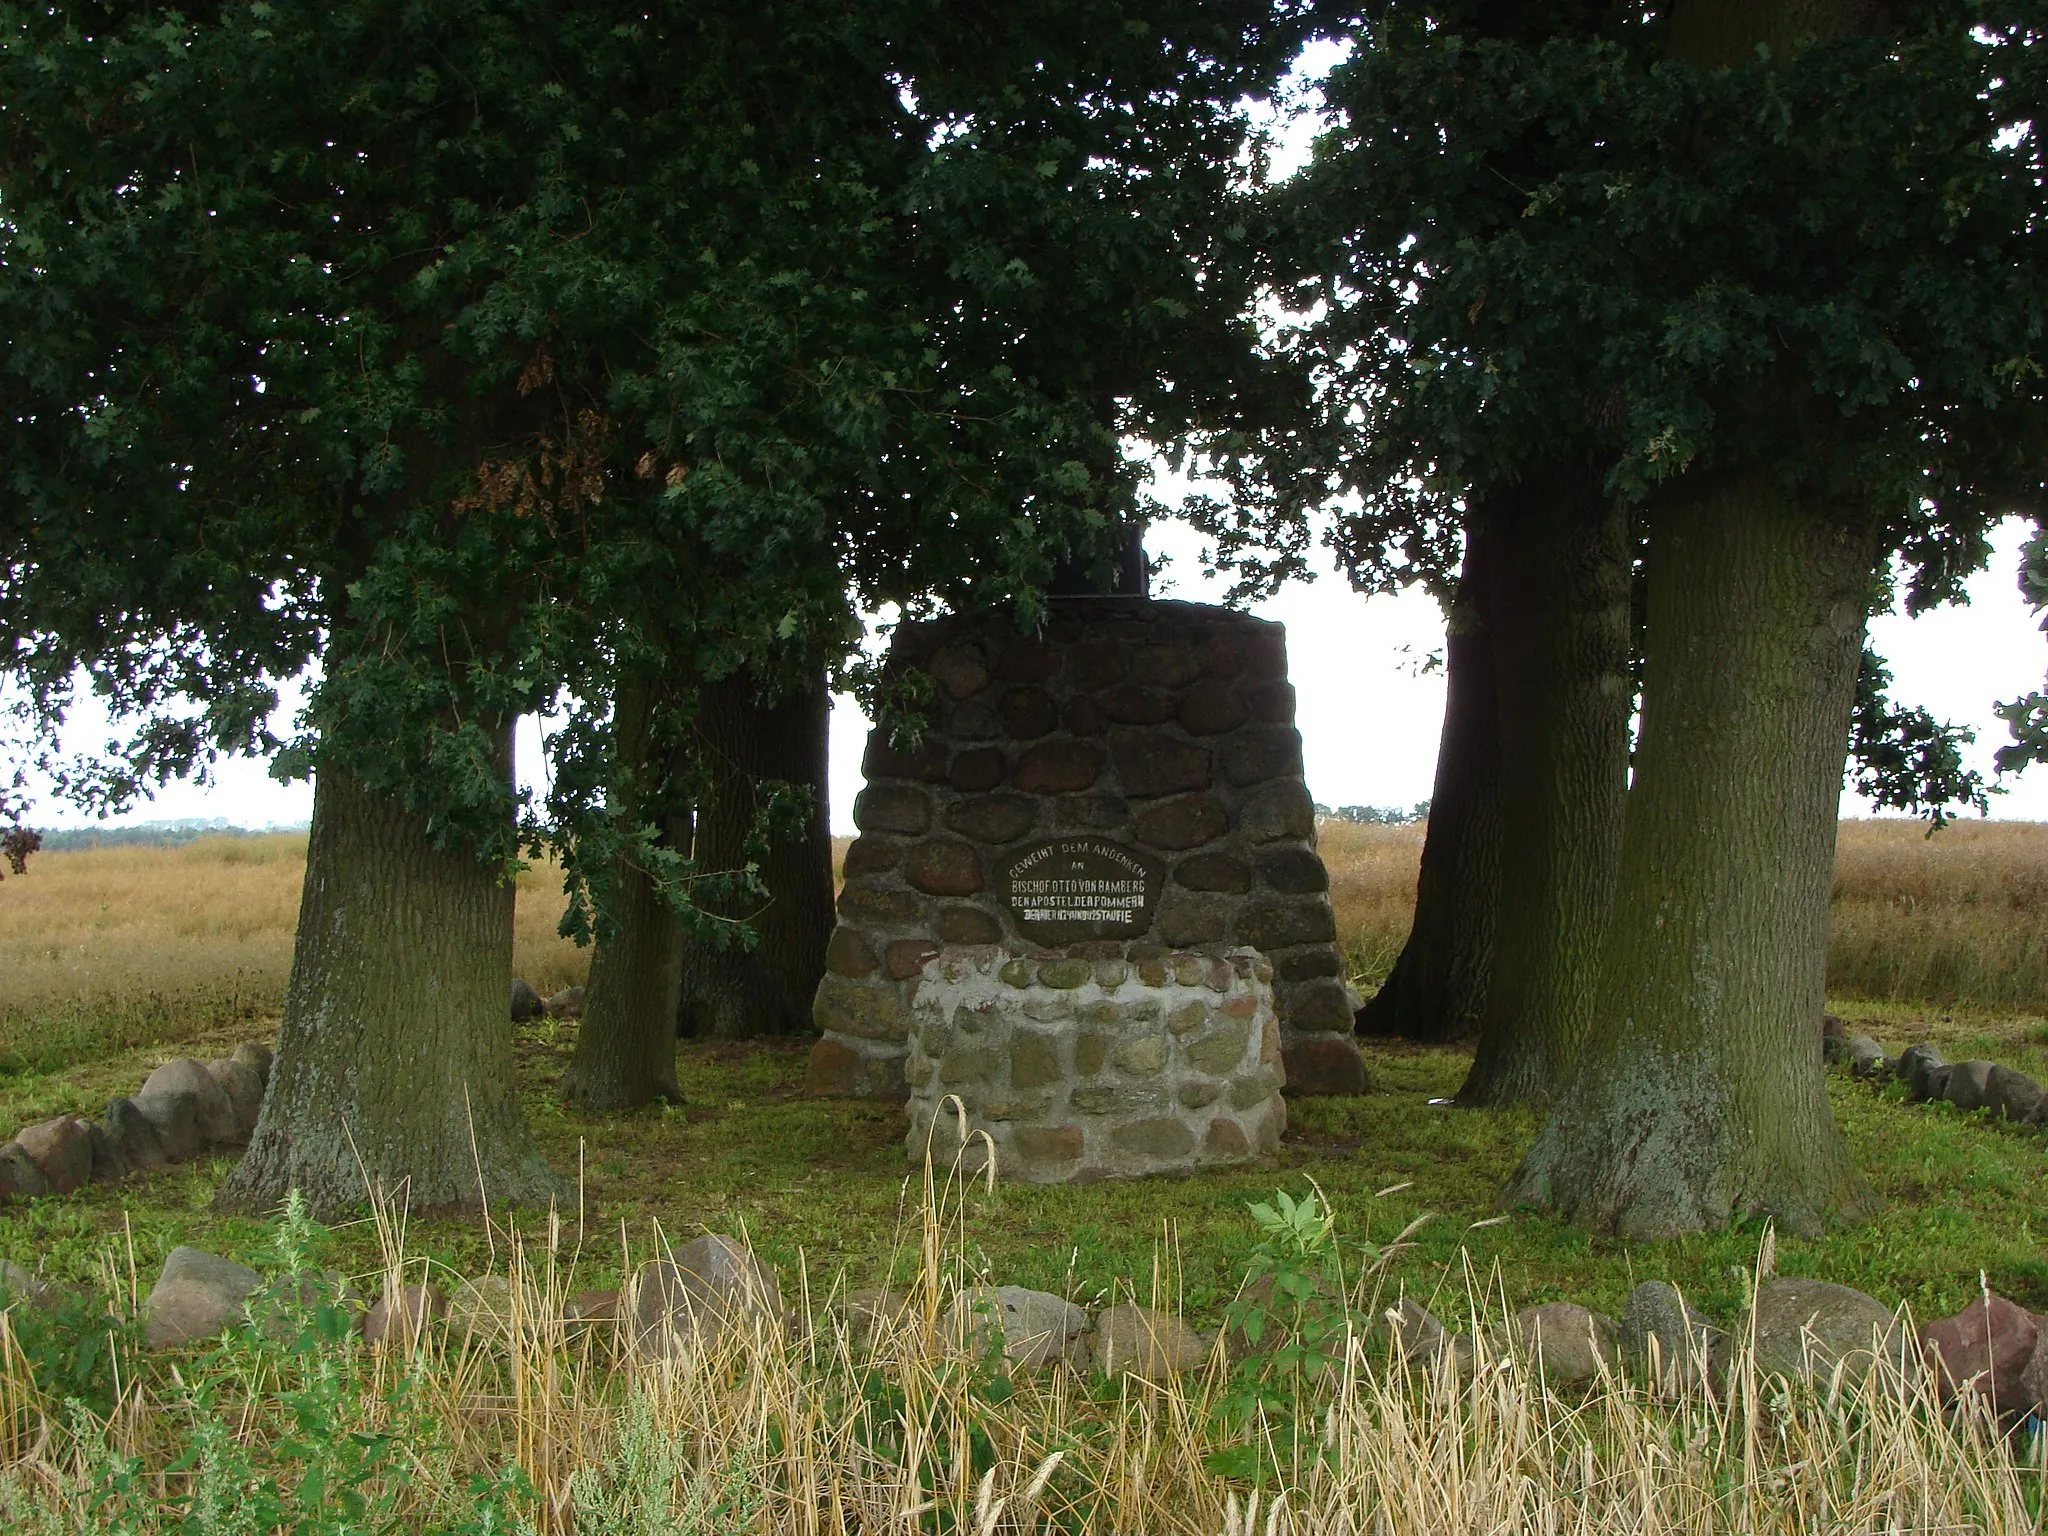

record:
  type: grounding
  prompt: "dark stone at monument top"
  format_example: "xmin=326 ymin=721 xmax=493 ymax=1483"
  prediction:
xmin=807 ymin=594 xmax=1368 ymax=1103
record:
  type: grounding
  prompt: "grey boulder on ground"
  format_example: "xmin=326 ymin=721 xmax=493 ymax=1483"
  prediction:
xmin=838 ymin=1287 xmax=915 ymax=1351
xmin=363 ymin=1283 xmax=448 ymax=1349
xmin=1620 ymin=1281 xmax=1724 ymax=1391
xmin=15 ymin=1116 xmax=93 ymax=1194
xmin=1387 ymin=1297 xmax=1471 ymax=1376
xmin=1845 ymin=1035 xmax=1888 ymax=1078
xmin=133 ymin=1090 xmax=205 ymax=1162
xmin=1921 ymin=1293 xmax=2039 ymax=1411
xmin=629 ymin=1234 xmax=785 ymax=1360
xmin=230 ymin=1040 xmax=274 ymax=1086
xmin=947 ymin=1285 xmax=1090 ymax=1370
xmin=102 ymin=1098 xmax=172 ymax=1171
xmin=1896 ymin=1044 xmax=1950 ymax=1102
xmin=0 ymin=1143 xmax=49 ymax=1201
xmin=85 ymin=1120 xmax=131 ymax=1183
xmin=2018 ymin=1325 xmax=2048 ymax=1415
xmin=206 ymin=1057 xmax=265 ymax=1141
xmin=543 ymin=985 xmax=585 ymax=1020
xmin=0 ymin=1258 xmax=39 ymax=1301
xmin=510 ymin=978 xmax=544 ymax=1023
xmin=1513 ymin=1302 xmax=1620 ymax=1384
xmin=139 ymin=1058 xmax=238 ymax=1146
xmin=1093 ymin=1303 xmax=1209 ymax=1380
xmin=1748 ymin=1278 xmax=1904 ymax=1384
xmin=145 ymin=1247 xmax=262 ymax=1349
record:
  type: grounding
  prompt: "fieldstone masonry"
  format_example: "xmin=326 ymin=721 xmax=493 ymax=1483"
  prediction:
xmin=807 ymin=596 xmax=1367 ymax=1111
xmin=905 ymin=945 xmax=1287 ymax=1181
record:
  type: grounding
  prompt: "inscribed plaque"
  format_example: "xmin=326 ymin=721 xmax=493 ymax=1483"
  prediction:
xmin=996 ymin=838 xmax=1163 ymax=941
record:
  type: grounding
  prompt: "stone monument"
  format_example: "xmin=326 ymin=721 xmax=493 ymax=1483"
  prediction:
xmin=806 ymin=595 xmax=1368 ymax=1125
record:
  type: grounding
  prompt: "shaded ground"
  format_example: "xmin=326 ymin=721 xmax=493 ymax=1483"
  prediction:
xmin=3 ymin=996 xmax=2045 ymax=1332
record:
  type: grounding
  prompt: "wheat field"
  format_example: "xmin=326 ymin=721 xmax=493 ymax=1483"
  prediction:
xmin=0 ymin=818 xmax=2040 ymax=1062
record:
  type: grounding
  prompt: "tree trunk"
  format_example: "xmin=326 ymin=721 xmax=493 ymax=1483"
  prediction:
xmin=561 ymin=853 xmax=685 ymax=1108
xmin=1457 ymin=471 xmax=1631 ymax=1106
xmin=676 ymin=668 xmax=836 ymax=1039
xmin=1502 ymin=478 xmax=1880 ymax=1236
xmin=1355 ymin=517 xmax=1503 ymax=1043
xmin=562 ymin=674 xmax=688 ymax=1109
xmin=216 ymin=752 xmax=563 ymax=1218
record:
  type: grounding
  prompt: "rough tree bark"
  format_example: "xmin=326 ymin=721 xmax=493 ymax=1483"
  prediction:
xmin=561 ymin=851 xmax=686 ymax=1109
xmin=216 ymin=748 xmax=564 ymax=1217
xmin=562 ymin=677 xmax=687 ymax=1109
xmin=1502 ymin=478 xmax=1880 ymax=1235
xmin=1457 ymin=471 xmax=1631 ymax=1107
xmin=676 ymin=668 xmax=836 ymax=1039
xmin=1355 ymin=514 xmax=1503 ymax=1043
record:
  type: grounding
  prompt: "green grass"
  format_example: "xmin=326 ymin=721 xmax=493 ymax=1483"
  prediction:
xmin=4 ymin=995 xmax=2046 ymax=1336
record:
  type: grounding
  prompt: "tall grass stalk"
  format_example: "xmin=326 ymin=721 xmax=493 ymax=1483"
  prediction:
xmin=0 ymin=1148 xmax=2042 ymax=1533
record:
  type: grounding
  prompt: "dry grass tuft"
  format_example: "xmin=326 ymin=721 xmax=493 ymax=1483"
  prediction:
xmin=0 ymin=1161 xmax=2040 ymax=1533
xmin=1829 ymin=820 xmax=2048 ymax=1010
xmin=1319 ymin=817 xmax=2048 ymax=1012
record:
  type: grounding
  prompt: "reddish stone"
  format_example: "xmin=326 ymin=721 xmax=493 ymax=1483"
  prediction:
xmin=1204 ymin=1118 xmax=1251 ymax=1157
xmin=1244 ymin=681 xmax=1296 ymax=724
xmin=1282 ymin=1037 xmax=1368 ymax=1096
xmin=904 ymin=839 xmax=986 ymax=897
xmin=825 ymin=928 xmax=880 ymax=978
xmin=362 ymin=1283 xmax=447 ymax=1349
xmin=842 ymin=836 xmax=904 ymax=879
xmin=804 ymin=1039 xmax=868 ymax=1096
xmin=1256 ymin=847 xmax=1328 ymax=893
xmin=1062 ymin=696 xmax=1105 ymax=735
xmin=16 ymin=1116 xmax=93 ymax=1194
xmin=999 ymin=686 xmax=1060 ymax=739
xmin=926 ymin=645 xmax=990 ymax=700
xmin=948 ymin=748 xmax=1006 ymax=792
xmin=1109 ymin=730 xmax=1212 ymax=798
xmin=1014 ymin=740 xmax=1105 ymax=795
xmin=566 ymin=1289 xmax=621 ymax=1325
xmin=1221 ymin=727 xmax=1305 ymax=787
xmin=1178 ymin=679 xmax=1248 ymax=735
xmin=1069 ymin=639 xmax=1124 ymax=690
xmin=1221 ymin=994 xmax=1259 ymax=1021
xmin=933 ymin=905 xmax=1003 ymax=945
xmin=1132 ymin=794 xmax=1227 ymax=852
xmin=1130 ymin=643 xmax=1201 ymax=689
xmin=1173 ymin=851 xmax=1253 ymax=893
xmin=944 ymin=794 xmax=1037 ymax=844
xmin=853 ymin=783 xmax=932 ymax=835
xmin=862 ymin=734 xmax=948 ymax=783
xmin=1099 ymin=684 xmax=1175 ymax=724
xmin=995 ymin=640 xmax=1061 ymax=682
xmin=886 ymin=939 xmax=942 ymax=980
xmin=1922 ymin=1295 xmax=2039 ymax=1410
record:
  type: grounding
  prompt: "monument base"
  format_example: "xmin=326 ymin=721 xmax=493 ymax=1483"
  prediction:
xmin=903 ymin=944 xmax=1285 ymax=1183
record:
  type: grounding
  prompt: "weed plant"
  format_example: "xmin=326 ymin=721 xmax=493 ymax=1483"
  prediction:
xmin=0 ymin=1160 xmax=2041 ymax=1533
